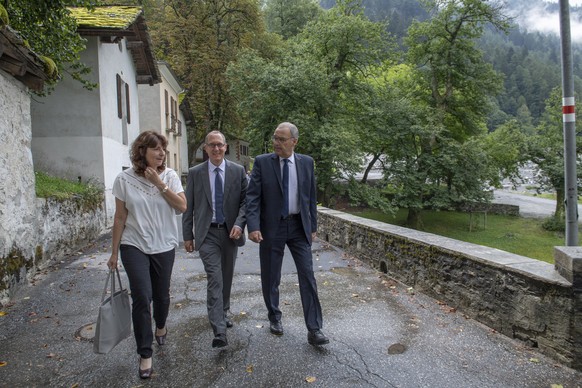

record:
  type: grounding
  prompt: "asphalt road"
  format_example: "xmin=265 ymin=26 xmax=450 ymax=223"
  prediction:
xmin=493 ymin=189 xmax=582 ymax=220
xmin=1 ymin=229 xmax=581 ymax=387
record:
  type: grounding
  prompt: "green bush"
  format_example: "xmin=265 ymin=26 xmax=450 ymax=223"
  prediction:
xmin=541 ymin=216 xmax=565 ymax=232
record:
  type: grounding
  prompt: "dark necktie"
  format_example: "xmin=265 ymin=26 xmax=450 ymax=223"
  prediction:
xmin=214 ymin=167 xmax=224 ymax=224
xmin=282 ymin=159 xmax=289 ymax=217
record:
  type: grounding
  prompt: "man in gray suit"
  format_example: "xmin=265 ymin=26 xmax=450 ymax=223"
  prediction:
xmin=246 ymin=122 xmax=329 ymax=346
xmin=183 ymin=131 xmax=247 ymax=348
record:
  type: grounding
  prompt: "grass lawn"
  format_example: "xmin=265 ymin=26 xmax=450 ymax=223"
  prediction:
xmin=343 ymin=208 xmax=578 ymax=264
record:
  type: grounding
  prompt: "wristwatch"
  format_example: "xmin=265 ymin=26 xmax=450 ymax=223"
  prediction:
xmin=162 ymin=185 xmax=169 ymax=193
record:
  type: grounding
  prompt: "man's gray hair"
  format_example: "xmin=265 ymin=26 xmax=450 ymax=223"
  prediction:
xmin=277 ymin=122 xmax=299 ymax=139
xmin=205 ymin=130 xmax=226 ymax=144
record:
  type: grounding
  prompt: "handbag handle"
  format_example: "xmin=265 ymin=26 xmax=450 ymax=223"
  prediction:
xmin=100 ymin=268 xmax=125 ymax=303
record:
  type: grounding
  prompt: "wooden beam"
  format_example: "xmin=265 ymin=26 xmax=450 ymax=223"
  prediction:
xmin=126 ymin=41 xmax=144 ymax=50
xmin=0 ymin=56 xmax=27 ymax=76
xmin=136 ymin=75 xmax=153 ymax=85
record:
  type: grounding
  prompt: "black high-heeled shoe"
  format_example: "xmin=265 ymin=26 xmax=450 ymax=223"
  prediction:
xmin=139 ymin=357 xmax=153 ymax=379
xmin=155 ymin=327 xmax=167 ymax=346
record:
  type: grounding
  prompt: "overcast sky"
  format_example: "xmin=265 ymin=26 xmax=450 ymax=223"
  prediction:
xmin=512 ymin=0 xmax=582 ymax=43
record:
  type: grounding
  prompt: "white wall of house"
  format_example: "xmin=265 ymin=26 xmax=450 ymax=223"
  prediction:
xmin=31 ymin=38 xmax=141 ymax=221
xmin=179 ymin=108 xmax=190 ymax=177
xmin=138 ymin=62 xmax=185 ymax=177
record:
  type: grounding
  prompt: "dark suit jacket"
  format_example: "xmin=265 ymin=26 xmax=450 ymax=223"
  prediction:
xmin=182 ymin=160 xmax=247 ymax=249
xmin=246 ymin=152 xmax=317 ymax=244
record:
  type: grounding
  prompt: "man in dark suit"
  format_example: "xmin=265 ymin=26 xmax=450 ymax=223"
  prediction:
xmin=246 ymin=122 xmax=329 ymax=346
xmin=183 ymin=131 xmax=247 ymax=348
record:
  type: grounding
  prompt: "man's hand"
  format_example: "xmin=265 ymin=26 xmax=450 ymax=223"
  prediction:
xmin=229 ymin=225 xmax=243 ymax=241
xmin=184 ymin=240 xmax=195 ymax=253
xmin=249 ymin=231 xmax=263 ymax=243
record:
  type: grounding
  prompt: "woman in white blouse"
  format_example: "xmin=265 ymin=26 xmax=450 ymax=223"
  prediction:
xmin=107 ymin=131 xmax=186 ymax=379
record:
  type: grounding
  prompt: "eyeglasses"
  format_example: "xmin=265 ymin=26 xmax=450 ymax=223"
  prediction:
xmin=271 ymin=135 xmax=292 ymax=143
xmin=206 ymin=143 xmax=225 ymax=149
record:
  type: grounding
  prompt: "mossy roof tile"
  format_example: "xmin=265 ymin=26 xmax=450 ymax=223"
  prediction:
xmin=68 ymin=6 xmax=142 ymax=30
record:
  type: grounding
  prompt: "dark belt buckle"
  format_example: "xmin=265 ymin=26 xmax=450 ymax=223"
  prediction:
xmin=211 ymin=222 xmax=226 ymax=228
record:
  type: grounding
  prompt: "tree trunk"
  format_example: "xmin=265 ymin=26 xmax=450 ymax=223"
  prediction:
xmin=361 ymin=153 xmax=381 ymax=184
xmin=406 ymin=207 xmax=424 ymax=229
xmin=555 ymin=187 xmax=565 ymax=220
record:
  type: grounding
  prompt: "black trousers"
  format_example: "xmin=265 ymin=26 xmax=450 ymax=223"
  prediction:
xmin=120 ymin=245 xmax=175 ymax=358
xmin=259 ymin=217 xmax=323 ymax=331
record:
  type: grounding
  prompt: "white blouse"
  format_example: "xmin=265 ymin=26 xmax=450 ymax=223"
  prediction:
xmin=112 ymin=167 xmax=184 ymax=254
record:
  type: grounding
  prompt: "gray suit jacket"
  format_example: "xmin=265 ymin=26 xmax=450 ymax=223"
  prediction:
xmin=182 ymin=159 xmax=247 ymax=249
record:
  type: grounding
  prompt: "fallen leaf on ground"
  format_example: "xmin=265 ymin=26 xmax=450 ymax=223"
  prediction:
xmin=246 ymin=365 xmax=254 ymax=373
xmin=529 ymin=358 xmax=540 ymax=363
xmin=0 ymin=311 xmax=6 ymax=317
xmin=0 ymin=361 xmax=7 ymax=367
xmin=305 ymin=376 xmax=317 ymax=383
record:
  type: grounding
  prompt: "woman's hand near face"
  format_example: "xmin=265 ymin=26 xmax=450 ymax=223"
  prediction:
xmin=144 ymin=167 xmax=163 ymax=186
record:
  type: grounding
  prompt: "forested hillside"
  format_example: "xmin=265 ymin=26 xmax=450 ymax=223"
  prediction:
xmin=322 ymin=0 xmax=582 ymax=128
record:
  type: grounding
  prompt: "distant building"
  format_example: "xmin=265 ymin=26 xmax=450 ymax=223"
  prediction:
xmin=194 ymin=138 xmax=251 ymax=172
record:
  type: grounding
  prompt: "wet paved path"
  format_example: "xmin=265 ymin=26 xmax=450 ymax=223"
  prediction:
xmin=1 ymin=230 xmax=581 ymax=387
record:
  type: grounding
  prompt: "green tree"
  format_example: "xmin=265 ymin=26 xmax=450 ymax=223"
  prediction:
xmin=262 ymin=0 xmax=322 ymax=39
xmin=480 ymin=119 xmax=529 ymax=189
xmin=229 ymin=0 xmax=395 ymax=204
xmin=399 ymin=0 xmax=511 ymax=228
xmin=3 ymin=0 xmax=98 ymax=93
xmin=142 ymin=0 xmax=267 ymax=164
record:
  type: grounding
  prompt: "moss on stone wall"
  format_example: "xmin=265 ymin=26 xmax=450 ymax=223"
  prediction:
xmin=0 ymin=247 xmax=33 ymax=292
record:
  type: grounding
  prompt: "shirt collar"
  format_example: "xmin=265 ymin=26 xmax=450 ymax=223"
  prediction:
xmin=209 ymin=159 xmax=226 ymax=173
xmin=280 ymin=153 xmax=295 ymax=164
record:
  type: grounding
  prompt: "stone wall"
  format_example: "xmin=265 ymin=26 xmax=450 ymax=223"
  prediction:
xmin=317 ymin=207 xmax=581 ymax=371
xmin=0 ymin=69 xmax=39 ymax=304
xmin=0 ymin=69 xmax=106 ymax=305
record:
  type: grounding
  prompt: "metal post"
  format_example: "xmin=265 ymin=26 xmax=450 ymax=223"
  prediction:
xmin=559 ymin=0 xmax=578 ymax=246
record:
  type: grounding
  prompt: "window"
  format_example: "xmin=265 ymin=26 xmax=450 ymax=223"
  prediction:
xmin=116 ymin=73 xmax=129 ymax=144
xmin=164 ymin=90 xmax=169 ymax=129
xmin=125 ymin=83 xmax=131 ymax=124
xmin=169 ymin=96 xmax=177 ymax=132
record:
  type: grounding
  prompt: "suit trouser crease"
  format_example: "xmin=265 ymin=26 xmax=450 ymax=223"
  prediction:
xmin=199 ymin=227 xmax=237 ymax=335
xmin=259 ymin=218 xmax=323 ymax=331
xmin=120 ymin=245 xmax=175 ymax=358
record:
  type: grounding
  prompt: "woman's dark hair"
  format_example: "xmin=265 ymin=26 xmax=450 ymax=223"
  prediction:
xmin=130 ymin=131 xmax=168 ymax=176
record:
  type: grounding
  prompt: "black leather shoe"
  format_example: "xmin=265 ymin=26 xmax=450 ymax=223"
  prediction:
xmin=155 ymin=327 xmax=167 ymax=346
xmin=225 ymin=317 xmax=233 ymax=328
xmin=308 ymin=329 xmax=329 ymax=346
xmin=212 ymin=333 xmax=228 ymax=348
xmin=138 ymin=357 xmax=153 ymax=379
xmin=269 ymin=321 xmax=284 ymax=336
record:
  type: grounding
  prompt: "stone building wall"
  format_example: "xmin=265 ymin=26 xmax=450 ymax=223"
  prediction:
xmin=317 ymin=207 xmax=581 ymax=371
xmin=0 ymin=70 xmax=39 ymax=303
xmin=0 ymin=70 xmax=105 ymax=305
